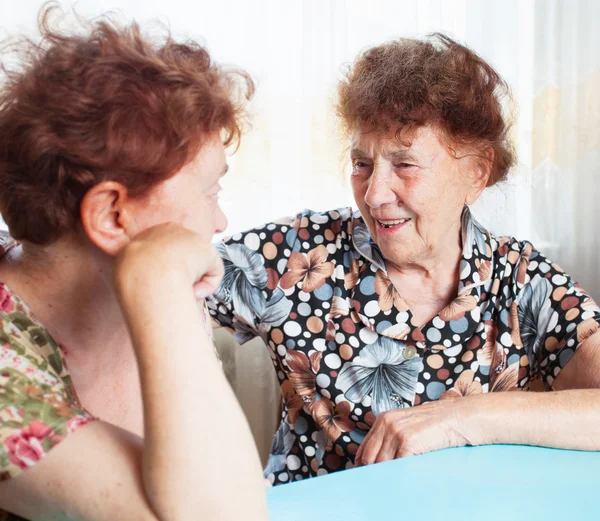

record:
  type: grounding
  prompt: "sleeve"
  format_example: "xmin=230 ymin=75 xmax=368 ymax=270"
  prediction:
xmin=512 ymin=242 xmax=600 ymax=388
xmin=206 ymin=213 xmax=302 ymax=345
xmin=0 ymin=308 xmax=95 ymax=480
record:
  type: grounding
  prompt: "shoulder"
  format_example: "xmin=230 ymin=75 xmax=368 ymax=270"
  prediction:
xmin=1 ymin=283 xmax=64 ymax=379
xmin=293 ymin=207 xmax=355 ymax=250
xmin=491 ymin=235 xmax=570 ymax=288
xmin=210 ymin=208 xmax=354 ymax=328
xmin=0 ymin=284 xmax=94 ymax=479
xmin=490 ymin=235 xmax=598 ymax=326
xmin=217 ymin=207 xmax=355 ymax=260
xmin=0 ymin=283 xmax=86 ymax=401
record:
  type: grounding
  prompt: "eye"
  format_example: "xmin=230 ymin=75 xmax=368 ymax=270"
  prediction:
xmin=352 ymin=159 xmax=372 ymax=172
xmin=394 ymin=163 xmax=414 ymax=169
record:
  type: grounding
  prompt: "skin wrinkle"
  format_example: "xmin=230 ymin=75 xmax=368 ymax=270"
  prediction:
xmin=350 ymin=122 xmax=482 ymax=320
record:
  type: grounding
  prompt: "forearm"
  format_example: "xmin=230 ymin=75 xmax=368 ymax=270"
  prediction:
xmin=116 ymin=273 xmax=267 ymax=521
xmin=461 ymin=389 xmax=600 ymax=450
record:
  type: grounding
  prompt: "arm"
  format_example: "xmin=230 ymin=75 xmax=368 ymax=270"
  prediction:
xmin=115 ymin=225 xmax=268 ymax=521
xmin=0 ymin=223 xmax=268 ymax=521
xmin=355 ymin=332 xmax=600 ymax=465
xmin=207 ymin=215 xmax=299 ymax=344
xmin=464 ymin=331 xmax=600 ymax=450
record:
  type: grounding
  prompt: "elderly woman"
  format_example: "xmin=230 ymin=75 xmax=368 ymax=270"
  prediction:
xmin=208 ymin=34 xmax=600 ymax=485
xmin=0 ymin=9 xmax=268 ymax=521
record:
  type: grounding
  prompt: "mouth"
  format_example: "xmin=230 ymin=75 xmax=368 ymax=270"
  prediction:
xmin=375 ymin=218 xmax=411 ymax=232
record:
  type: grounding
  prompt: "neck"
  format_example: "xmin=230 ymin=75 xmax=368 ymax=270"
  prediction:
xmin=387 ymin=225 xmax=463 ymax=308
xmin=2 ymin=237 xmax=130 ymax=365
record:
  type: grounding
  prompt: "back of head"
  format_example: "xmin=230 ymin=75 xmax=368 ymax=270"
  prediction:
xmin=0 ymin=5 xmax=253 ymax=245
xmin=337 ymin=33 xmax=516 ymax=186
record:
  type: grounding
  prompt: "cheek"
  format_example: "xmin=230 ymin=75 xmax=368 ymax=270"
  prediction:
xmin=405 ymin=175 xmax=462 ymax=214
xmin=351 ymin=177 xmax=369 ymax=206
xmin=189 ymin=203 xmax=210 ymax=225
xmin=131 ymin=200 xmax=180 ymax=234
xmin=190 ymin=199 xmax=222 ymax=239
xmin=351 ymin=180 xmax=374 ymax=230
xmin=399 ymin=177 xmax=435 ymax=213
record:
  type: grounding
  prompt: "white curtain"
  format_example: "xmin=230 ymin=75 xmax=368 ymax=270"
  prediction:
xmin=531 ymin=0 xmax=600 ymax=298
xmin=2 ymin=0 xmax=598 ymax=462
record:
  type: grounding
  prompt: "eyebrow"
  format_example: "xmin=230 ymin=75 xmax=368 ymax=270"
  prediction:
xmin=350 ymin=148 xmax=370 ymax=159
xmin=350 ymin=148 xmax=417 ymax=162
xmin=387 ymin=150 xmax=417 ymax=162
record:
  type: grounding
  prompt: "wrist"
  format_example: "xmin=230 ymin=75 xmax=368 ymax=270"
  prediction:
xmin=114 ymin=266 xmax=191 ymax=314
xmin=451 ymin=393 xmax=497 ymax=447
xmin=113 ymin=248 xmax=185 ymax=293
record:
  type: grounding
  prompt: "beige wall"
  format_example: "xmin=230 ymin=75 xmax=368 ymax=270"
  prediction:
xmin=213 ymin=329 xmax=281 ymax=465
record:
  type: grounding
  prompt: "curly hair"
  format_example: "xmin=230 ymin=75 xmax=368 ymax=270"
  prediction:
xmin=337 ymin=33 xmax=515 ymax=186
xmin=0 ymin=5 xmax=254 ymax=245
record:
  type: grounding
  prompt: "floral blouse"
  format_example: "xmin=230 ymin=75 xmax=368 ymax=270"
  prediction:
xmin=0 ymin=282 xmax=95 ymax=520
xmin=207 ymin=206 xmax=600 ymax=486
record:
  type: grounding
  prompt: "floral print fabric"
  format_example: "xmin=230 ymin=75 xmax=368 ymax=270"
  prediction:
xmin=207 ymin=206 xmax=600 ymax=485
xmin=0 ymin=278 xmax=214 ymax=520
xmin=0 ymin=282 xmax=95 ymax=521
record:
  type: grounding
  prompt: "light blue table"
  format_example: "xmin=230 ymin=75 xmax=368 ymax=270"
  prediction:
xmin=267 ymin=445 xmax=599 ymax=521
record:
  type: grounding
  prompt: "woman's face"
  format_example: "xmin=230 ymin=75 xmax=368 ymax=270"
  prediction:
xmin=129 ymin=133 xmax=228 ymax=243
xmin=350 ymin=123 xmax=484 ymax=269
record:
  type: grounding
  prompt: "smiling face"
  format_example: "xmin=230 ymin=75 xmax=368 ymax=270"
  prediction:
xmin=350 ymin=123 xmax=487 ymax=270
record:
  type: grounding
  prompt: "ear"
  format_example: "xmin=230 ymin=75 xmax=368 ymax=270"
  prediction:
xmin=79 ymin=181 xmax=135 ymax=256
xmin=465 ymin=148 xmax=493 ymax=205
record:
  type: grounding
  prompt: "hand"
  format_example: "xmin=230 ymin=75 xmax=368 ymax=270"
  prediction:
xmin=354 ymin=397 xmax=479 ymax=466
xmin=114 ymin=222 xmax=224 ymax=299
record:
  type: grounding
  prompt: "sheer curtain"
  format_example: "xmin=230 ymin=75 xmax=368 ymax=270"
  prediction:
xmin=2 ymin=0 xmax=598 ymax=462
xmin=531 ymin=0 xmax=600 ymax=299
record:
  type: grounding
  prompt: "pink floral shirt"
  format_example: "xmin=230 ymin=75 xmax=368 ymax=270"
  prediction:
xmin=0 ymin=282 xmax=95 ymax=519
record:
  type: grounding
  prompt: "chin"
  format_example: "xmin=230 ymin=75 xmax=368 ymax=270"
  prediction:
xmin=382 ymin=243 xmax=423 ymax=266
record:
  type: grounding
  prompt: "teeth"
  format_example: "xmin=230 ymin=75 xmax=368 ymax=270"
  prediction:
xmin=378 ymin=218 xmax=409 ymax=228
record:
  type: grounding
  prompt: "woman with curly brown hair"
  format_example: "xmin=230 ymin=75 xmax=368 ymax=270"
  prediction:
xmin=0 ymin=7 xmax=268 ymax=521
xmin=207 ymin=34 xmax=600 ymax=486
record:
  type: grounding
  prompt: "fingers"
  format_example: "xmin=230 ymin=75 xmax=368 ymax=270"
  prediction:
xmin=374 ymin=429 xmax=400 ymax=463
xmin=355 ymin=410 xmax=422 ymax=465
xmin=355 ymin=421 xmax=384 ymax=466
xmin=355 ymin=402 xmax=466 ymax=467
xmin=193 ymin=277 xmax=220 ymax=299
xmin=354 ymin=430 xmax=368 ymax=465
xmin=193 ymin=251 xmax=224 ymax=298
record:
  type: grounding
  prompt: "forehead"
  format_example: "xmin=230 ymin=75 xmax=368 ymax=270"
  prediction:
xmin=189 ymin=134 xmax=227 ymax=171
xmin=351 ymin=123 xmax=446 ymax=158
xmin=152 ymin=135 xmax=226 ymax=197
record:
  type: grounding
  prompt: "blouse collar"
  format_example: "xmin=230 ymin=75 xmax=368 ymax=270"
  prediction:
xmin=348 ymin=206 xmax=494 ymax=350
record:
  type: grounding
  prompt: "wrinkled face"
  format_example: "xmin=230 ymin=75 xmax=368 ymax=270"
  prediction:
xmin=350 ymin=124 xmax=483 ymax=269
xmin=130 ymin=133 xmax=228 ymax=243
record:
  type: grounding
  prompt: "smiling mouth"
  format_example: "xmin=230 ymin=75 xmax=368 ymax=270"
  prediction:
xmin=376 ymin=218 xmax=411 ymax=229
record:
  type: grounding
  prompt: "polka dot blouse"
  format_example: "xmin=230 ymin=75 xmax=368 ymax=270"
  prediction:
xmin=207 ymin=206 xmax=600 ymax=485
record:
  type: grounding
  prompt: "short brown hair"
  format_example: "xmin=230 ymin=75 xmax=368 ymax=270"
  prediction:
xmin=0 ymin=6 xmax=254 ymax=245
xmin=337 ymin=33 xmax=515 ymax=186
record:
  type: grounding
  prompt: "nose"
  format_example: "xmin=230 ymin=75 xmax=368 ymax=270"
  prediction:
xmin=364 ymin=166 xmax=399 ymax=209
xmin=215 ymin=206 xmax=228 ymax=234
